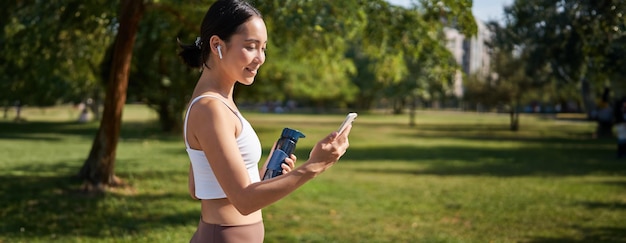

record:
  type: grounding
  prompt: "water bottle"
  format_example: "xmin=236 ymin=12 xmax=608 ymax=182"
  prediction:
xmin=262 ymin=128 xmax=305 ymax=180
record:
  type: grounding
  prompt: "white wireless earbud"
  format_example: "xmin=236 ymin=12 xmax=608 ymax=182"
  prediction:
xmin=217 ymin=45 xmax=223 ymax=60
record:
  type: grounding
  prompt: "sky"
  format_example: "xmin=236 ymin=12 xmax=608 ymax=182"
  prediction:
xmin=386 ymin=0 xmax=514 ymax=23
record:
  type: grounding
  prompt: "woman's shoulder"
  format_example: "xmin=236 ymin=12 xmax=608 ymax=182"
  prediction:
xmin=187 ymin=97 xmax=239 ymax=144
xmin=189 ymin=97 xmax=232 ymax=120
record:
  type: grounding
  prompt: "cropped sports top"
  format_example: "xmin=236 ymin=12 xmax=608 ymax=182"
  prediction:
xmin=184 ymin=95 xmax=262 ymax=199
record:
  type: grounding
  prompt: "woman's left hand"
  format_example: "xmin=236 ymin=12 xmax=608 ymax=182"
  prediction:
xmin=281 ymin=154 xmax=297 ymax=174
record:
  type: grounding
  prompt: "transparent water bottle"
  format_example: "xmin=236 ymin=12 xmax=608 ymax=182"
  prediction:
xmin=262 ymin=128 xmax=305 ymax=180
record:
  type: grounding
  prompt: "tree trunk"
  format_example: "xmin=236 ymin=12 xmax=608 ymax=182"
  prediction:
xmin=581 ymin=78 xmax=596 ymax=120
xmin=510 ymin=102 xmax=519 ymax=131
xmin=510 ymin=110 xmax=519 ymax=131
xmin=409 ymin=95 xmax=416 ymax=127
xmin=14 ymin=101 xmax=22 ymax=122
xmin=392 ymin=98 xmax=405 ymax=114
xmin=157 ymin=101 xmax=182 ymax=133
xmin=78 ymin=0 xmax=145 ymax=190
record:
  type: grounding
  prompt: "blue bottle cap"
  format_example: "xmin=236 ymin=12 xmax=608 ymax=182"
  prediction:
xmin=281 ymin=128 xmax=306 ymax=142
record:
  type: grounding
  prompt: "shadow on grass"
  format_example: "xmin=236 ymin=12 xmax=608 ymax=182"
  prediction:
xmin=0 ymin=121 xmax=96 ymax=141
xmin=578 ymin=201 xmax=626 ymax=210
xmin=385 ymin=119 xmax=596 ymax=139
xmin=343 ymin=143 xmax=625 ymax=177
xmin=526 ymin=225 xmax=626 ymax=243
xmin=329 ymin=118 xmax=621 ymax=177
xmin=0 ymin=120 xmax=180 ymax=142
xmin=0 ymin=172 xmax=197 ymax=240
xmin=0 ymin=121 xmax=191 ymax=240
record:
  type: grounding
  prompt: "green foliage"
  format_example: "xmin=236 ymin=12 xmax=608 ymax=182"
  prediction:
xmin=1 ymin=0 xmax=117 ymax=106
xmin=246 ymin=0 xmax=367 ymax=107
xmin=2 ymin=0 xmax=478 ymax=129
xmin=129 ymin=1 xmax=212 ymax=132
xmin=502 ymin=0 xmax=626 ymax=110
xmin=344 ymin=0 xmax=473 ymax=110
xmin=418 ymin=0 xmax=477 ymax=37
xmin=464 ymin=23 xmax=531 ymax=112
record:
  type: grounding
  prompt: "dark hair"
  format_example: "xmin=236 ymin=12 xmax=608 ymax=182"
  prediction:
xmin=178 ymin=0 xmax=262 ymax=68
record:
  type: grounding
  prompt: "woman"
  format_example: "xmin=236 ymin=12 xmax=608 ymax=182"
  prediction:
xmin=178 ymin=0 xmax=352 ymax=242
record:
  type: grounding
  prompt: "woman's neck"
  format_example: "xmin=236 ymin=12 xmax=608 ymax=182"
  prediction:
xmin=195 ymin=69 xmax=235 ymax=100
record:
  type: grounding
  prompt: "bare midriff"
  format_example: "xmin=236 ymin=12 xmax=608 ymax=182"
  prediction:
xmin=200 ymin=198 xmax=262 ymax=226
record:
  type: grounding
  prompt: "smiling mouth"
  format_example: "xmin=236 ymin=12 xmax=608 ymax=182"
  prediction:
xmin=245 ymin=68 xmax=257 ymax=75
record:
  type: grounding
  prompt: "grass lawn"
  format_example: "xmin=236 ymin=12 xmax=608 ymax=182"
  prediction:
xmin=0 ymin=105 xmax=624 ymax=242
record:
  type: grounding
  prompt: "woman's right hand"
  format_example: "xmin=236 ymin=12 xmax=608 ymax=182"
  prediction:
xmin=305 ymin=124 xmax=352 ymax=174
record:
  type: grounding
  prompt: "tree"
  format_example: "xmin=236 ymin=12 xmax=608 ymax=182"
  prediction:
xmin=79 ymin=0 xmax=145 ymax=190
xmin=340 ymin=0 xmax=476 ymax=115
xmin=353 ymin=0 xmax=476 ymax=119
xmin=463 ymin=48 xmax=544 ymax=131
xmin=129 ymin=4 xmax=207 ymax=133
xmin=1 ymin=0 xmax=115 ymax=110
xmin=248 ymin=0 xmax=365 ymax=110
xmin=503 ymin=0 xmax=626 ymax=127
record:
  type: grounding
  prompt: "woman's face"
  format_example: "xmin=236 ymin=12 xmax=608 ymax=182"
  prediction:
xmin=223 ymin=16 xmax=267 ymax=86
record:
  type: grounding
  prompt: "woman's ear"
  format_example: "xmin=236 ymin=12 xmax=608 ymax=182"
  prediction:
xmin=209 ymin=35 xmax=224 ymax=60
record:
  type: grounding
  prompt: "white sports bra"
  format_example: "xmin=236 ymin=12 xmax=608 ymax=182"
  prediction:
xmin=184 ymin=95 xmax=262 ymax=199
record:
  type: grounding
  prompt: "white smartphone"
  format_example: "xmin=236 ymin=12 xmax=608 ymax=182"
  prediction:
xmin=337 ymin=112 xmax=357 ymax=134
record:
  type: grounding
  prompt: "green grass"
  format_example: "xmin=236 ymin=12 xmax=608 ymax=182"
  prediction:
xmin=1 ymin=105 xmax=625 ymax=242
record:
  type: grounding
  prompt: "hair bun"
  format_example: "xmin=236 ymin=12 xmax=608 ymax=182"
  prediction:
xmin=178 ymin=38 xmax=203 ymax=68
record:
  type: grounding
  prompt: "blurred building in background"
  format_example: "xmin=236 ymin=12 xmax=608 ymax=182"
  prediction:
xmin=444 ymin=20 xmax=492 ymax=98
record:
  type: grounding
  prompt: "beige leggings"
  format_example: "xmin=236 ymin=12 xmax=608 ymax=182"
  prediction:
xmin=190 ymin=218 xmax=264 ymax=243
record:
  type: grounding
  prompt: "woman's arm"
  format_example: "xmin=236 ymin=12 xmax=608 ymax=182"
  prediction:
xmin=189 ymin=99 xmax=351 ymax=215
xmin=233 ymin=131 xmax=349 ymax=214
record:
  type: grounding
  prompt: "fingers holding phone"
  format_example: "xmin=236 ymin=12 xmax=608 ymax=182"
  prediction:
xmin=321 ymin=113 xmax=356 ymax=160
xmin=337 ymin=112 xmax=357 ymax=135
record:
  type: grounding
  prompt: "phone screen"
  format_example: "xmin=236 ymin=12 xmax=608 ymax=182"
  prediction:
xmin=337 ymin=113 xmax=357 ymax=134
